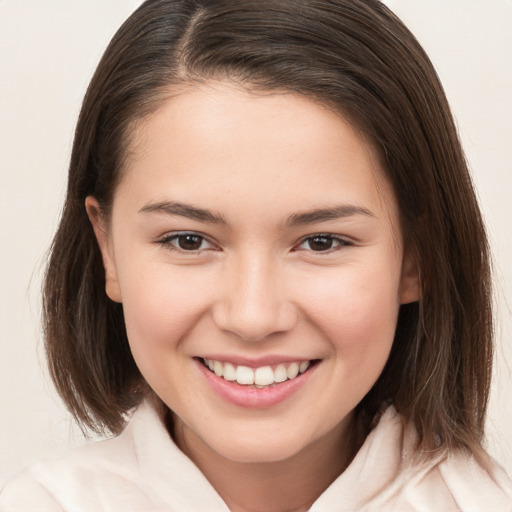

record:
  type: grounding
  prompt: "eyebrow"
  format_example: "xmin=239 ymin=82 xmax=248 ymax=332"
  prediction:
xmin=286 ymin=204 xmax=375 ymax=226
xmin=139 ymin=201 xmax=228 ymax=224
xmin=139 ymin=201 xmax=374 ymax=226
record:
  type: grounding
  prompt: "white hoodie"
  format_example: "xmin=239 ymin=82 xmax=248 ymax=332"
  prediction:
xmin=1 ymin=400 xmax=511 ymax=511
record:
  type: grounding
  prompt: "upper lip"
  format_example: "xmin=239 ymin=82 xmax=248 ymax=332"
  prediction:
xmin=197 ymin=354 xmax=316 ymax=368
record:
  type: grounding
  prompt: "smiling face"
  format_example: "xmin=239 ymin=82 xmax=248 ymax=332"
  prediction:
xmin=87 ymin=82 xmax=418 ymax=465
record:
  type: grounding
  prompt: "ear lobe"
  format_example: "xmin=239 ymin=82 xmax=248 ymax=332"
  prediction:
xmin=400 ymin=252 xmax=420 ymax=304
xmin=85 ymin=196 xmax=122 ymax=303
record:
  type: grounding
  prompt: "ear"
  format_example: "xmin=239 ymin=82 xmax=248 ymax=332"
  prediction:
xmin=399 ymin=251 xmax=420 ymax=304
xmin=85 ymin=196 xmax=122 ymax=303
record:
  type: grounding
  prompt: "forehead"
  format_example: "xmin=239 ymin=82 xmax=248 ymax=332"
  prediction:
xmin=117 ymin=82 xmax=397 ymax=228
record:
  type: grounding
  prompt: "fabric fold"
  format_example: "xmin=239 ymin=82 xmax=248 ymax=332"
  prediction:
xmin=1 ymin=400 xmax=511 ymax=511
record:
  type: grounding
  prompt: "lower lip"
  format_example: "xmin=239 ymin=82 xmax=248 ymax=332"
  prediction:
xmin=195 ymin=359 xmax=317 ymax=408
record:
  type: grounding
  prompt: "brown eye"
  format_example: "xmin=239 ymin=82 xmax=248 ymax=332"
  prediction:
xmin=307 ymin=236 xmax=334 ymax=251
xmin=296 ymin=234 xmax=351 ymax=253
xmin=158 ymin=232 xmax=215 ymax=253
xmin=177 ymin=234 xmax=204 ymax=251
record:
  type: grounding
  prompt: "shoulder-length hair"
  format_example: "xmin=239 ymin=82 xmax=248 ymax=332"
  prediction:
xmin=44 ymin=0 xmax=492 ymax=456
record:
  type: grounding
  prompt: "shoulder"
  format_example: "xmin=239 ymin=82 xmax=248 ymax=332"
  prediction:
xmin=0 ymin=433 xmax=153 ymax=512
xmin=0 ymin=402 xmax=166 ymax=512
xmin=314 ymin=406 xmax=512 ymax=512
xmin=374 ymin=408 xmax=512 ymax=511
xmin=0 ymin=400 xmax=228 ymax=512
xmin=384 ymin=451 xmax=512 ymax=512
xmin=0 ymin=471 xmax=65 ymax=512
xmin=416 ymin=450 xmax=512 ymax=511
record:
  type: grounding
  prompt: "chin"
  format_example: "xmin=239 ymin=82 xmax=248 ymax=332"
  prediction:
xmin=200 ymin=421 xmax=319 ymax=464
xmin=216 ymin=438 xmax=305 ymax=464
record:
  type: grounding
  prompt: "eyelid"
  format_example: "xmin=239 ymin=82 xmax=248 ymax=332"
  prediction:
xmin=156 ymin=231 xmax=219 ymax=253
xmin=294 ymin=233 xmax=354 ymax=253
xmin=155 ymin=231 xmax=352 ymax=254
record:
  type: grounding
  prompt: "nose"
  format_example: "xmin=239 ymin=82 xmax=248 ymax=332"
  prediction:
xmin=212 ymin=253 xmax=298 ymax=342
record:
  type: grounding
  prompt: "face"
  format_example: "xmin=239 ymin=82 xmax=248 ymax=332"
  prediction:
xmin=88 ymin=82 xmax=418 ymax=465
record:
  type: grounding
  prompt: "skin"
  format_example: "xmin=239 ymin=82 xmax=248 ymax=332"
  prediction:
xmin=87 ymin=82 xmax=419 ymax=512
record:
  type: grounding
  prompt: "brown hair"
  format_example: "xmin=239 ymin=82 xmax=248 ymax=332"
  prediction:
xmin=44 ymin=0 xmax=493 ymax=456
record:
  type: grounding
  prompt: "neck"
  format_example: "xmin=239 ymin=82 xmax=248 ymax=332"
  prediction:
xmin=172 ymin=413 xmax=357 ymax=512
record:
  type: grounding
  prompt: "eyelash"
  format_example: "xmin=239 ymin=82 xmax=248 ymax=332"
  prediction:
xmin=295 ymin=234 xmax=353 ymax=253
xmin=156 ymin=231 xmax=353 ymax=255
xmin=156 ymin=232 xmax=218 ymax=253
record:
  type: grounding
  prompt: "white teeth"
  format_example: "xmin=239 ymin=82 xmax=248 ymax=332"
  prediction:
xmin=223 ymin=362 xmax=237 ymax=381
xmin=299 ymin=361 xmax=310 ymax=373
xmin=203 ymin=358 xmax=313 ymax=386
xmin=287 ymin=362 xmax=299 ymax=379
xmin=274 ymin=364 xmax=288 ymax=383
xmin=236 ymin=366 xmax=255 ymax=385
xmin=213 ymin=360 xmax=223 ymax=377
xmin=254 ymin=366 xmax=275 ymax=386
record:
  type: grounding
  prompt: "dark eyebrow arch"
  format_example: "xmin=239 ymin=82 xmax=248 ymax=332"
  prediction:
xmin=139 ymin=201 xmax=227 ymax=224
xmin=286 ymin=205 xmax=375 ymax=226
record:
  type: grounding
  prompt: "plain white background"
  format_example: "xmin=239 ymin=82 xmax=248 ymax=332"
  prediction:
xmin=1 ymin=0 xmax=511 ymax=488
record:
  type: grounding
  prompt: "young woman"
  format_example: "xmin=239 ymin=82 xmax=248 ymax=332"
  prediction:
xmin=1 ymin=0 xmax=511 ymax=510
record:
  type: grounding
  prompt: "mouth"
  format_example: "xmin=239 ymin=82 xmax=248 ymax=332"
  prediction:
xmin=200 ymin=357 xmax=318 ymax=388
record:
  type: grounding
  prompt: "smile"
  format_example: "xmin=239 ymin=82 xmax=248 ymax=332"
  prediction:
xmin=202 ymin=358 xmax=312 ymax=388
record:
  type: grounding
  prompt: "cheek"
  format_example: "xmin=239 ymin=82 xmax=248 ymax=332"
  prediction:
xmin=301 ymin=266 xmax=401 ymax=419
xmin=118 ymin=265 xmax=217 ymax=404
xmin=116 ymin=261 xmax=212 ymax=365
xmin=298 ymin=260 xmax=401 ymax=356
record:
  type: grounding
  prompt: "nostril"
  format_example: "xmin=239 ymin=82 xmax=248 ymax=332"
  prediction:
xmin=211 ymin=300 xmax=298 ymax=342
